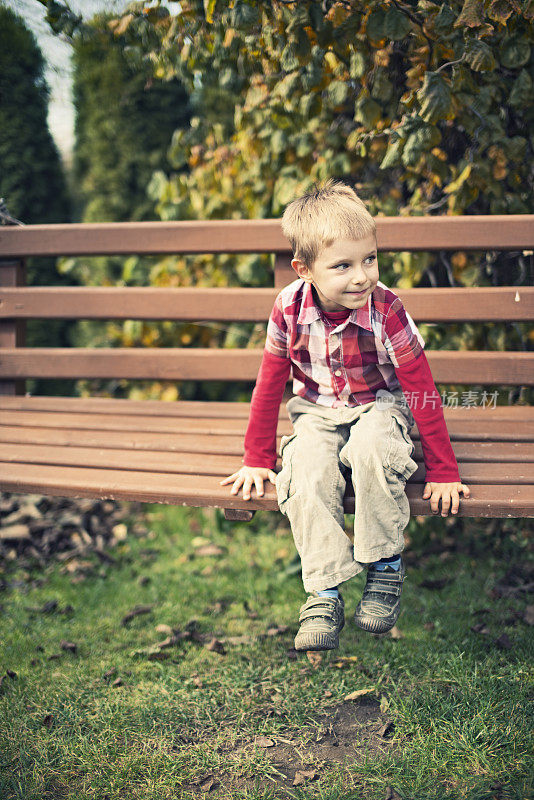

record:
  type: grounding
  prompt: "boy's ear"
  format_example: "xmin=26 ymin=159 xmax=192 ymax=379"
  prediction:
xmin=291 ymin=258 xmax=312 ymax=281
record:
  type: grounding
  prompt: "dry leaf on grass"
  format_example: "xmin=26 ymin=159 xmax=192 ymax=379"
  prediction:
xmin=205 ymin=637 xmax=226 ymax=655
xmin=333 ymin=655 xmax=359 ymax=668
xmin=344 ymin=688 xmax=374 ymax=701
xmin=255 ymin=736 xmax=275 ymax=747
xmin=306 ymin=651 xmax=323 ymax=668
xmin=194 ymin=544 xmax=225 ymax=557
xmin=266 ymin=625 xmax=289 ymax=636
xmin=293 ymin=768 xmax=319 ymax=786
xmin=377 ymin=720 xmax=394 ymax=737
xmin=121 ymin=605 xmax=154 ymax=626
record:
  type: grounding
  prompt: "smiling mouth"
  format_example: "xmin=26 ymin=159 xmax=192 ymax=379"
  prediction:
xmin=346 ymin=288 xmax=368 ymax=294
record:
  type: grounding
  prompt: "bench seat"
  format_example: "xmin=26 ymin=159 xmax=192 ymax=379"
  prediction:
xmin=1 ymin=395 xmax=532 ymax=517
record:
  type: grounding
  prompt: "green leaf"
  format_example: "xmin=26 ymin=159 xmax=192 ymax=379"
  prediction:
xmin=380 ymin=139 xmax=403 ymax=169
xmin=509 ymin=69 xmax=532 ymax=107
xmin=416 ymin=72 xmax=453 ymax=123
xmin=454 ymin=0 xmax=485 ymax=28
xmin=354 ymin=95 xmax=382 ymax=127
xmin=464 ymin=39 xmax=497 ymax=71
xmin=326 ymin=80 xmax=348 ymax=107
xmin=299 ymin=92 xmax=322 ymax=118
xmin=499 ymin=36 xmax=531 ymax=68
xmin=385 ymin=7 xmax=411 ymax=40
xmin=366 ymin=7 xmax=387 ymax=41
xmin=280 ymin=42 xmax=300 ymax=71
xmin=434 ymin=4 xmax=457 ymax=36
xmin=349 ymin=50 xmax=366 ymax=79
xmin=372 ymin=68 xmax=394 ymax=102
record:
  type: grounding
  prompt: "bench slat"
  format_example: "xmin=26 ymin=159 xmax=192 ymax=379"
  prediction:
xmin=1 ymin=424 xmax=532 ymax=462
xmin=0 ymin=442 xmax=531 ymax=485
xmin=1 ymin=395 xmax=533 ymax=420
xmin=1 ymin=286 xmax=533 ymax=322
xmin=0 ymin=216 xmax=532 ymax=258
xmin=1 ymin=408 xmax=533 ymax=441
xmin=0 ymin=461 xmax=532 ymax=517
xmin=1 ymin=348 xmax=533 ymax=384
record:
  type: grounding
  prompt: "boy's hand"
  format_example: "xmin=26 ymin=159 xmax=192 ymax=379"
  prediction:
xmin=422 ymin=482 xmax=471 ymax=516
xmin=220 ymin=466 xmax=277 ymax=501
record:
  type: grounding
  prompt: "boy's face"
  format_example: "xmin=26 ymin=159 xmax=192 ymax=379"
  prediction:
xmin=291 ymin=233 xmax=379 ymax=313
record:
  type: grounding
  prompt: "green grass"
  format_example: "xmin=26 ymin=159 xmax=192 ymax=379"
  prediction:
xmin=0 ymin=505 xmax=532 ymax=800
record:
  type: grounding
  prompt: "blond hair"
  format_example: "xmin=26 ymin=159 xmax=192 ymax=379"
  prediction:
xmin=280 ymin=178 xmax=376 ymax=270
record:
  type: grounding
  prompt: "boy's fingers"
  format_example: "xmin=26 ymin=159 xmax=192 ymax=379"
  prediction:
xmin=254 ymin=477 xmax=264 ymax=497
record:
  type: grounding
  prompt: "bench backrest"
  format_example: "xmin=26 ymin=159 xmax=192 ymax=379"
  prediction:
xmin=0 ymin=217 xmax=533 ymax=396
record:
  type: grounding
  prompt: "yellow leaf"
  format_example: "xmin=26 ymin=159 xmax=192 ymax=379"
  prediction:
xmin=344 ymin=688 xmax=374 ymax=700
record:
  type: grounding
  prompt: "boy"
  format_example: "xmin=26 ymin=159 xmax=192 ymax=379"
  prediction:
xmin=220 ymin=179 xmax=470 ymax=652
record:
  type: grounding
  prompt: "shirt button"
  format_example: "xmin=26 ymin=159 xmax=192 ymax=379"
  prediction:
xmin=334 ymin=370 xmax=342 ymax=377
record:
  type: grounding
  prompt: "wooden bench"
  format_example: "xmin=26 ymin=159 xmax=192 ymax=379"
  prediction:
xmin=0 ymin=216 xmax=533 ymax=521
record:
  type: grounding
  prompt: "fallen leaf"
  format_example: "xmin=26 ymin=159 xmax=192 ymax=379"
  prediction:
xmin=423 ymin=622 xmax=435 ymax=631
xmin=60 ymin=640 xmax=77 ymax=653
xmin=293 ymin=768 xmax=319 ymax=786
xmin=306 ymin=651 xmax=323 ymax=669
xmin=523 ymin=605 xmax=534 ymax=625
xmin=333 ymin=655 xmax=359 ymax=669
xmin=111 ymin=677 xmax=123 ymax=687
xmin=384 ymin=787 xmax=403 ymax=800
xmin=494 ymin=633 xmax=513 ymax=650
xmin=205 ymin=638 xmax=226 ymax=655
xmin=190 ymin=536 xmax=210 ymax=548
xmin=377 ymin=720 xmax=394 ymax=737
xmin=42 ymin=714 xmax=54 ymax=729
xmin=196 ymin=774 xmax=219 ymax=793
xmin=194 ymin=544 xmax=225 ymax=557
xmin=155 ymin=624 xmax=173 ymax=635
xmin=344 ymin=688 xmax=374 ymax=701
xmin=266 ymin=625 xmax=289 ymax=636
xmin=324 ymin=690 xmax=333 ymax=698
xmin=121 ymin=605 xmax=154 ymax=626
xmin=471 ymin=622 xmax=490 ymax=634
xmin=255 ymin=736 xmax=275 ymax=747
xmin=389 ymin=626 xmax=404 ymax=639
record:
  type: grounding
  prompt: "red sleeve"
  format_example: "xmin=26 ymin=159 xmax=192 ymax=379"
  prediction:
xmin=242 ymin=349 xmax=291 ymax=469
xmin=395 ymin=350 xmax=461 ymax=483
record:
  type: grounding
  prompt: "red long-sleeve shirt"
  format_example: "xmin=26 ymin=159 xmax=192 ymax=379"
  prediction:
xmin=242 ymin=303 xmax=460 ymax=484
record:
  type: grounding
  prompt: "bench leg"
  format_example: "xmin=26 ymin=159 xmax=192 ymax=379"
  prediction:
xmin=223 ymin=508 xmax=256 ymax=522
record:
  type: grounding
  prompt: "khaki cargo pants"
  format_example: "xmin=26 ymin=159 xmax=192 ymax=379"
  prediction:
xmin=274 ymin=388 xmax=418 ymax=593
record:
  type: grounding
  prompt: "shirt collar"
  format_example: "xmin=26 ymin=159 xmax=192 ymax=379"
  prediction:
xmin=297 ymin=279 xmax=372 ymax=332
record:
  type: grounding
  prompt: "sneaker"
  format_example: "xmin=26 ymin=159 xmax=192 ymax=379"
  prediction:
xmin=353 ymin=558 xmax=406 ymax=634
xmin=294 ymin=591 xmax=345 ymax=651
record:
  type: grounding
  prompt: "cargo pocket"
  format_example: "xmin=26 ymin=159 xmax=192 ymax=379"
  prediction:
xmin=275 ymin=431 xmax=298 ymax=512
xmin=385 ymin=410 xmax=418 ymax=482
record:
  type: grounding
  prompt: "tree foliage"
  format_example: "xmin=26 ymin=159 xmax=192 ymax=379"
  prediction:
xmin=36 ymin=0 xmax=533 ymax=404
xmin=0 ymin=3 xmax=75 ymax=396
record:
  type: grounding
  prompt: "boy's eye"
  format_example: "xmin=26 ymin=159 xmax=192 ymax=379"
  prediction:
xmin=333 ymin=256 xmax=376 ymax=270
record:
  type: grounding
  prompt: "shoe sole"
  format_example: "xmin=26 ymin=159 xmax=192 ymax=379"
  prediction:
xmin=294 ymin=632 xmax=340 ymax=651
xmin=294 ymin=618 xmax=345 ymax=651
xmin=353 ymin=606 xmax=401 ymax=634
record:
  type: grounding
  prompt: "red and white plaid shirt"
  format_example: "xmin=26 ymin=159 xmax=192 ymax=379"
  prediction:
xmin=265 ymin=278 xmax=425 ymax=406
xmin=243 ymin=277 xmax=461 ymax=483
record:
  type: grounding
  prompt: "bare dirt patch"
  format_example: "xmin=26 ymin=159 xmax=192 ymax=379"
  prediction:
xmin=183 ymin=697 xmax=400 ymax=796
